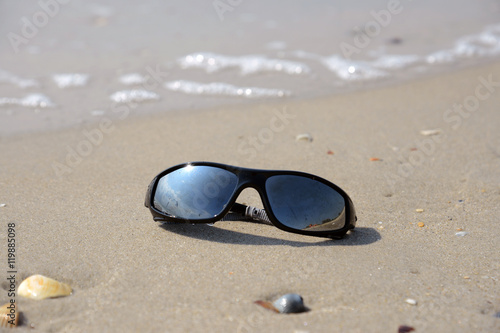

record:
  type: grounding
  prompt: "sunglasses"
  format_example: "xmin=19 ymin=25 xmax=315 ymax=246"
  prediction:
xmin=145 ymin=162 xmax=356 ymax=239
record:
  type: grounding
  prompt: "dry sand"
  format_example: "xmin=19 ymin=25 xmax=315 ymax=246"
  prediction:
xmin=1 ymin=62 xmax=499 ymax=332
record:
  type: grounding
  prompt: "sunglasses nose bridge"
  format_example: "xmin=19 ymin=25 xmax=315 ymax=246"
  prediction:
xmin=236 ymin=171 xmax=267 ymax=191
xmin=233 ymin=175 xmax=269 ymax=205
xmin=234 ymin=181 xmax=267 ymax=207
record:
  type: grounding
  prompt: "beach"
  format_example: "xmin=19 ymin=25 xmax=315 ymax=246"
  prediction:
xmin=1 ymin=61 xmax=499 ymax=332
xmin=1 ymin=1 xmax=500 ymax=332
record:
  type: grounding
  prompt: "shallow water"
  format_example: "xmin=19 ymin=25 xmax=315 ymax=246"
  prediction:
xmin=1 ymin=0 xmax=499 ymax=135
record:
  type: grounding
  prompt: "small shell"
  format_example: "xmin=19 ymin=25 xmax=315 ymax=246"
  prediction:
xmin=420 ymin=128 xmax=441 ymax=136
xmin=0 ymin=302 xmax=19 ymax=328
xmin=398 ymin=325 xmax=415 ymax=333
xmin=405 ymin=298 xmax=417 ymax=305
xmin=295 ymin=133 xmax=313 ymax=142
xmin=255 ymin=293 xmax=308 ymax=314
xmin=272 ymin=294 xmax=308 ymax=313
xmin=18 ymin=274 xmax=72 ymax=300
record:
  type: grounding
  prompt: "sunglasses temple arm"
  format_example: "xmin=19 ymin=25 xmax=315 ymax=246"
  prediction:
xmin=223 ymin=203 xmax=273 ymax=225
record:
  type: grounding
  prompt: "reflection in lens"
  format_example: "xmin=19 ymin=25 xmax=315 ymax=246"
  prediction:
xmin=266 ymin=175 xmax=345 ymax=231
xmin=154 ymin=166 xmax=238 ymax=219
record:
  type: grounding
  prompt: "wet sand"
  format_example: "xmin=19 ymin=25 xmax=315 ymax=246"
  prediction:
xmin=1 ymin=62 xmax=499 ymax=332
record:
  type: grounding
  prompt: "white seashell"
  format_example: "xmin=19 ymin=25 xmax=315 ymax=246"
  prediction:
xmin=405 ymin=298 xmax=418 ymax=305
xmin=419 ymin=129 xmax=442 ymax=136
xmin=0 ymin=302 xmax=19 ymax=328
xmin=295 ymin=133 xmax=313 ymax=142
xmin=18 ymin=274 xmax=72 ymax=300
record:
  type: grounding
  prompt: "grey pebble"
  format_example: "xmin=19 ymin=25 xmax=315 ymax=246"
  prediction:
xmin=272 ymin=293 xmax=308 ymax=314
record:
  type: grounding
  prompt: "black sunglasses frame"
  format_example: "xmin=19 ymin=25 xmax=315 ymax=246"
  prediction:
xmin=145 ymin=162 xmax=356 ymax=239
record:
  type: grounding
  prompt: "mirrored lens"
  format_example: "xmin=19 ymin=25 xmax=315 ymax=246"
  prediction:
xmin=266 ymin=175 xmax=346 ymax=231
xmin=154 ymin=165 xmax=238 ymax=219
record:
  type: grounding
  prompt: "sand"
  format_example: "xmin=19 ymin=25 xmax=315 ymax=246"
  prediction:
xmin=1 ymin=62 xmax=499 ymax=332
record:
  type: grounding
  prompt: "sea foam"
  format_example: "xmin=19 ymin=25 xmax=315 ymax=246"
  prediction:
xmin=0 ymin=93 xmax=55 ymax=108
xmin=165 ymin=80 xmax=290 ymax=98
xmin=52 ymin=73 xmax=90 ymax=88
xmin=0 ymin=70 xmax=38 ymax=88
xmin=178 ymin=52 xmax=310 ymax=75
xmin=109 ymin=90 xmax=160 ymax=103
